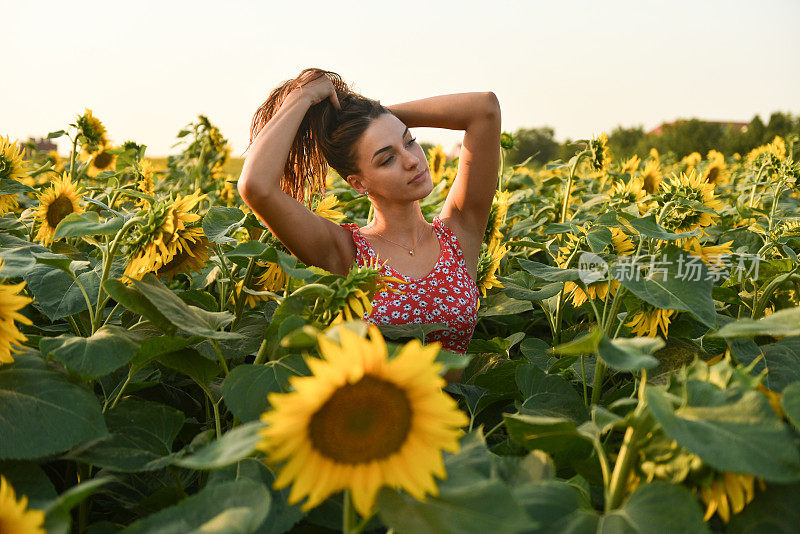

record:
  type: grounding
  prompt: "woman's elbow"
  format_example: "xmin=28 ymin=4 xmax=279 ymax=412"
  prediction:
xmin=482 ymin=91 xmax=501 ymax=121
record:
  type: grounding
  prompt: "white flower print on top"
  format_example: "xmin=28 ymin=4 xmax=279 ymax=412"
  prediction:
xmin=340 ymin=215 xmax=479 ymax=355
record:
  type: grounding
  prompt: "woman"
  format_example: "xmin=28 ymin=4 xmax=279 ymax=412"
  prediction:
xmin=237 ymin=68 xmax=501 ymax=377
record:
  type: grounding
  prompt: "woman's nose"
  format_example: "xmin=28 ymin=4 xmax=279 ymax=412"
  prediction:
xmin=403 ymin=150 xmax=420 ymax=169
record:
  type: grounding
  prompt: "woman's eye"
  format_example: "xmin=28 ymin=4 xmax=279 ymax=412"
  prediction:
xmin=381 ymin=138 xmax=416 ymax=165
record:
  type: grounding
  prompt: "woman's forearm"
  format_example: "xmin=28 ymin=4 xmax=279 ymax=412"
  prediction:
xmin=387 ymin=92 xmax=500 ymax=131
xmin=238 ymin=91 xmax=312 ymax=200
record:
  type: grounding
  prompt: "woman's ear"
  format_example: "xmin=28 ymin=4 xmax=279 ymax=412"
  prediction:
xmin=347 ymin=174 xmax=367 ymax=195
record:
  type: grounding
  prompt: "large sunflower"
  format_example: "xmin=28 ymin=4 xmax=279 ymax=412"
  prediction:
xmin=331 ymin=256 xmax=405 ymax=324
xmin=124 ymin=191 xmax=210 ymax=281
xmin=0 ymin=136 xmax=27 ymax=182
xmin=656 ymin=170 xmax=725 ymax=234
xmin=477 ymin=242 xmax=508 ymax=302
xmin=76 ymin=108 xmax=108 ymax=153
xmin=620 ymin=155 xmax=641 ymax=174
xmin=702 ymin=150 xmax=729 ymax=186
xmin=699 ymin=472 xmax=762 ymax=524
xmin=588 ymin=132 xmax=612 ymax=173
xmin=607 ymin=176 xmax=647 ymax=214
xmin=34 ymin=172 xmax=84 ymax=246
xmin=154 ymin=229 xmax=212 ymax=282
xmin=232 ymin=261 xmax=288 ymax=308
xmin=484 ymin=190 xmax=512 ymax=252
xmin=563 ymin=227 xmax=634 ymax=307
xmin=681 ymin=152 xmax=702 ymax=174
xmin=0 ymin=475 xmax=45 ymax=533
xmin=640 ymin=158 xmax=663 ymax=194
xmin=0 ymin=193 xmax=18 ymax=215
xmin=80 ymin=144 xmax=118 ymax=178
xmin=683 ymin=237 xmax=733 ymax=268
xmin=746 ymin=135 xmax=786 ymax=165
xmin=625 ymin=304 xmax=676 ymax=338
xmin=0 ymin=260 xmax=34 ymax=365
xmin=136 ymin=159 xmax=156 ymax=209
xmin=257 ymin=324 xmax=469 ymax=517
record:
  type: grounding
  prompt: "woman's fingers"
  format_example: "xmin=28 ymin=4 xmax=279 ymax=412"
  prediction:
xmin=300 ymin=72 xmax=325 ymax=86
xmin=330 ymin=88 xmax=342 ymax=110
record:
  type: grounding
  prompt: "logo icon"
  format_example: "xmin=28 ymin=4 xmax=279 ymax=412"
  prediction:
xmin=577 ymin=252 xmax=608 ymax=285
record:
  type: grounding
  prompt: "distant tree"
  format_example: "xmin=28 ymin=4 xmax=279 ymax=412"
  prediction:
xmin=651 ymin=119 xmax=725 ymax=159
xmin=607 ymin=126 xmax=646 ymax=160
xmin=746 ymin=115 xmax=766 ymax=148
xmin=505 ymin=127 xmax=559 ymax=166
xmin=499 ymin=111 xmax=798 ymax=167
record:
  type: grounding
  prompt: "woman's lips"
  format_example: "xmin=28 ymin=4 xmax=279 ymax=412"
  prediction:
xmin=409 ymin=169 xmax=428 ymax=184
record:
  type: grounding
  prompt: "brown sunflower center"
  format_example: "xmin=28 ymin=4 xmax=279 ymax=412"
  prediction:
xmin=46 ymin=194 xmax=75 ymax=228
xmin=308 ymin=374 xmax=412 ymax=464
xmin=94 ymin=151 xmax=114 ymax=170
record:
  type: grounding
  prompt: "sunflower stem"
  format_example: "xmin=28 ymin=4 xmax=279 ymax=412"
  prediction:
xmin=211 ymin=339 xmax=229 ymax=376
xmin=747 ymin=161 xmax=768 ymax=210
xmin=100 ymin=302 xmax=122 ymax=328
xmin=92 ymin=216 xmax=141 ymax=333
xmin=606 ymin=370 xmax=648 ymax=511
xmin=105 ymin=368 xmax=133 ymax=413
xmin=253 ymin=338 xmax=270 ymax=365
xmin=559 ymin=151 xmax=586 ymax=223
xmin=498 ymin=146 xmax=505 ymax=193
xmin=67 ymin=315 xmax=83 ymax=336
xmin=483 ymin=419 xmax=505 ymax=439
xmin=231 ymin=230 xmax=272 ymax=330
xmin=343 ymin=489 xmax=358 ymax=534
xmin=69 ymin=271 xmax=96 ymax=333
xmin=766 ymin=178 xmax=786 ymax=235
xmin=199 ymin=383 xmax=223 ymax=439
xmin=592 ymin=436 xmax=612 ymax=504
xmin=580 ymin=355 xmax=588 ymax=407
xmin=211 ymin=242 xmax=233 ymax=312
xmin=752 ymin=270 xmax=800 ymax=320
xmin=193 ymin=139 xmax=209 ymax=193
xmin=68 ymin=134 xmax=79 ymax=183
xmin=552 ymin=246 xmax=581 ymax=345
xmin=77 ymin=463 xmax=91 ymax=532
xmin=350 ymin=509 xmax=377 ymax=534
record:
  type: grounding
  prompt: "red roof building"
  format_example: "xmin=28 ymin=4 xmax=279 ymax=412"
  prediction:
xmin=648 ymin=120 xmax=749 ymax=136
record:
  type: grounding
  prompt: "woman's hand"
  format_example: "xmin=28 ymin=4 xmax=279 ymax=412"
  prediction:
xmin=291 ymin=72 xmax=342 ymax=110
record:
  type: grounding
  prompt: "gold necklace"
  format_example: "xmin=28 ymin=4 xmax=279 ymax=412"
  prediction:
xmin=369 ymin=225 xmax=431 ymax=256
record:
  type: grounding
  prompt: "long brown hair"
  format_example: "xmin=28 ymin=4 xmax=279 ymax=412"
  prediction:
xmin=248 ymin=68 xmax=391 ymax=204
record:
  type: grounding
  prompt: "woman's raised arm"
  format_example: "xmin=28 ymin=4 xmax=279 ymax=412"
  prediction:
xmin=388 ymin=92 xmax=501 ymax=246
xmin=237 ymin=84 xmax=356 ymax=277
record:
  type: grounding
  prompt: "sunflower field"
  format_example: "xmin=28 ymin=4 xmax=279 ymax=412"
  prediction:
xmin=1 ymin=109 xmax=800 ymax=534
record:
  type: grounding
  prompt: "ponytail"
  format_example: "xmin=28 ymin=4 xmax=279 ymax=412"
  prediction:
xmin=248 ymin=68 xmax=390 ymax=204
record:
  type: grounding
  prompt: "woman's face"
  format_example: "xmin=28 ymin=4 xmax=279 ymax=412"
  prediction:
xmin=348 ymin=113 xmax=432 ymax=201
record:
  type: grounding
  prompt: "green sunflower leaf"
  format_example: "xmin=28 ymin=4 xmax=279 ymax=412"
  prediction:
xmin=123 ymin=480 xmax=270 ymax=534
xmin=39 ymin=325 xmax=139 ymax=379
xmin=53 ymin=211 xmax=125 ymax=240
xmin=647 ymin=385 xmax=800 ymax=482
xmin=711 ymin=306 xmax=800 ymax=338
xmin=0 ymin=352 xmax=108 ymax=460
xmin=610 ymin=246 xmax=717 ymax=328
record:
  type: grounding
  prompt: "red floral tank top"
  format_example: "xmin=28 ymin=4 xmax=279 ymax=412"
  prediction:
xmin=340 ymin=215 xmax=479 ymax=355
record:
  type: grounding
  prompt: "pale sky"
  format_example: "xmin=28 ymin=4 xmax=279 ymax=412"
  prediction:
xmin=3 ymin=0 xmax=798 ymax=158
